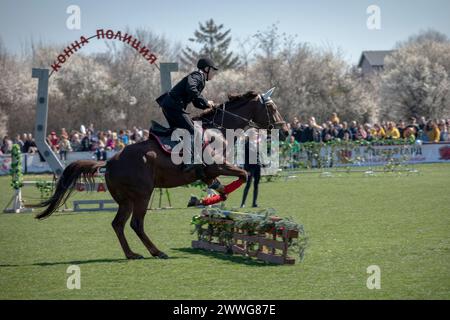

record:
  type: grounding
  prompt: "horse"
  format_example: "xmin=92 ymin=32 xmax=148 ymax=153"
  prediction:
xmin=32 ymin=89 xmax=289 ymax=260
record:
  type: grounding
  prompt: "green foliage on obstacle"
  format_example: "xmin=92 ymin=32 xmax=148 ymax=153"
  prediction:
xmin=35 ymin=180 xmax=54 ymax=201
xmin=9 ymin=145 xmax=23 ymax=190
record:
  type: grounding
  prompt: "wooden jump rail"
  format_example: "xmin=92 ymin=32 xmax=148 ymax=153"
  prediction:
xmin=231 ymin=228 xmax=298 ymax=265
xmin=73 ymin=199 xmax=117 ymax=212
xmin=191 ymin=210 xmax=303 ymax=265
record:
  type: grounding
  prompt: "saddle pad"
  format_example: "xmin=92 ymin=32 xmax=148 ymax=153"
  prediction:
xmin=149 ymin=132 xmax=181 ymax=155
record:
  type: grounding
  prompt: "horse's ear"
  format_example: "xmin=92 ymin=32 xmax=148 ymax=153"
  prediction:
xmin=261 ymin=87 xmax=276 ymax=103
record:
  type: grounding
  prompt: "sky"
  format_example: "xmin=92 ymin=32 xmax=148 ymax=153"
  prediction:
xmin=1 ymin=0 xmax=449 ymax=65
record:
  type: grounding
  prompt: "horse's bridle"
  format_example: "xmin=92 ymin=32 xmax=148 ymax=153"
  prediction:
xmin=200 ymin=95 xmax=286 ymax=131
xmin=259 ymin=95 xmax=287 ymax=130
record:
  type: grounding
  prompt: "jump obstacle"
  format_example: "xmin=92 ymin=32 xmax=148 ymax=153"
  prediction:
xmin=73 ymin=199 xmax=117 ymax=212
xmin=191 ymin=209 xmax=307 ymax=265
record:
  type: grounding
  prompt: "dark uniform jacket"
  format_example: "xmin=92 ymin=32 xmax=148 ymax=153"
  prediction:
xmin=157 ymin=71 xmax=209 ymax=113
xmin=244 ymin=138 xmax=261 ymax=168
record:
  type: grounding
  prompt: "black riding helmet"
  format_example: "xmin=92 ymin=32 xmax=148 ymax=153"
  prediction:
xmin=197 ymin=57 xmax=218 ymax=71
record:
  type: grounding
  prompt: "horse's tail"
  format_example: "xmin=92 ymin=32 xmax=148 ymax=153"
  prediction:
xmin=32 ymin=160 xmax=106 ymax=220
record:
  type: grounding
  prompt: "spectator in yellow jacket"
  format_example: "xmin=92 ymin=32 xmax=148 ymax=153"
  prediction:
xmin=425 ymin=120 xmax=440 ymax=143
xmin=371 ymin=123 xmax=386 ymax=139
xmin=385 ymin=122 xmax=401 ymax=139
xmin=330 ymin=112 xmax=340 ymax=125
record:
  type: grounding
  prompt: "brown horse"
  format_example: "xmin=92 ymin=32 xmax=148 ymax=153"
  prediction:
xmin=33 ymin=90 xmax=289 ymax=259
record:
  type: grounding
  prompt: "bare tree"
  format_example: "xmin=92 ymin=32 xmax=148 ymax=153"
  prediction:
xmin=397 ymin=29 xmax=449 ymax=48
xmin=236 ymin=36 xmax=258 ymax=76
xmin=381 ymin=38 xmax=450 ymax=120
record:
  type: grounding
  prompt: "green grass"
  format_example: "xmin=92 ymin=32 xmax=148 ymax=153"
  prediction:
xmin=0 ymin=164 xmax=450 ymax=299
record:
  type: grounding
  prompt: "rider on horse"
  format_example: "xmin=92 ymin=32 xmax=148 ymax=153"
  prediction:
xmin=155 ymin=58 xmax=218 ymax=173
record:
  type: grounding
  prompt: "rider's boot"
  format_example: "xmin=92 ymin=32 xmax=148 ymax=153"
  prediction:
xmin=180 ymin=136 xmax=206 ymax=179
xmin=187 ymin=195 xmax=202 ymax=207
xmin=207 ymin=178 xmax=226 ymax=194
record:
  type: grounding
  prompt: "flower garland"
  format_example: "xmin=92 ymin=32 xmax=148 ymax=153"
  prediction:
xmin=10 ymin=144 xmax=23 ymax=190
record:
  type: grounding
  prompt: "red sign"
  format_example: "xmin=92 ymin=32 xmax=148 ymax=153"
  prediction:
xmin=76 ymin=182 xmax=107 ymax=192
xmin=50 ymin=29 xmax=158 ymax=76
xmin=439 ymin=146 xmax=450 ymax=160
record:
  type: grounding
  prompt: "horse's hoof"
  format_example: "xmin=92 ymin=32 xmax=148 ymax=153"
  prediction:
xmin=155 ymin=252 xmax=169 ymax=259
xmin=127 ymin=253 xmax=144 ymax=260
xmin=187 ymin=195 xmax=201 ymax=207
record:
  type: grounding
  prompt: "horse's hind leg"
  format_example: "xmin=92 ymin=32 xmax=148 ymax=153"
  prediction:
xmin=130 ymin=195 xmax=169 ymax=259
xmin=112 ymin=201 xmax=143 ymax=259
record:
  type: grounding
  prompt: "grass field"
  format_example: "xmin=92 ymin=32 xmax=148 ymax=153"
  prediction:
xmin=0 ymin=164 xmax=449 ymax=300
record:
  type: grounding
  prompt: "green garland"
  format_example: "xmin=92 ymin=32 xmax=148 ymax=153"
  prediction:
xmin=35 ymin=180 xmax=54 ymax=201
xmin=280 ymin=138 xmax=416 ymax=170
xmin=10 ymin=144 xmax=23 ymax=190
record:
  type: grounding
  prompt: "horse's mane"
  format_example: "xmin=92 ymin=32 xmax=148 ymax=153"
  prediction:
xmin=196 ymin=91 xmax=259 ymax=120
xmin=227 ymin=91 xmax=259 ymax=102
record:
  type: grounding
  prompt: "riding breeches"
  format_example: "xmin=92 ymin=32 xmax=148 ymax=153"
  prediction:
xmin=162 ymin=108 xmax=195 ymax=135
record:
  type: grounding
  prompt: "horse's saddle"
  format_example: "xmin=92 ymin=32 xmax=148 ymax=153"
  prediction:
xmin=149 ymin=121 xmax=180 ymax=154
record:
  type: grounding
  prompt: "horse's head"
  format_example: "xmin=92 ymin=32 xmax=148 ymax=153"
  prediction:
xmin=252 ymin=88 xmax=289 ymax=141
xmin=195 ymin=88 xmax=289 ymax=140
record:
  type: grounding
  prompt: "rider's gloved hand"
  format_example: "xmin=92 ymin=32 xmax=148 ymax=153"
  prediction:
xmin=208 ymin=100 xmax=215 ymax=108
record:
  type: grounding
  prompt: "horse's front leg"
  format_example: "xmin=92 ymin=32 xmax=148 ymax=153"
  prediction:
xmin=188 ymin=163 xmax=248 ymax=207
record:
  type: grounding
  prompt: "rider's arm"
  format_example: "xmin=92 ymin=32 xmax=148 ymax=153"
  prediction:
xmin=186 ymin=72 xmax=209 ymax=110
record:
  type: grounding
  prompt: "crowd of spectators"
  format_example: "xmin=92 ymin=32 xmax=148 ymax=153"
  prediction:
xmin=285 ymin=115 xmax=449 ymax=145
xmin=44 ymin=124 xmax=150 ymax=161
xmin=0 ymin=124 xmax=150 ymax=160
xmin=1 ymin=116 xmax=449 ymax=159
xmin=1 ymin=133 xmax=38 ymax=155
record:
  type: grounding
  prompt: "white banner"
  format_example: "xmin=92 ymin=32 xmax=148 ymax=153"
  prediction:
xmin=332 ymin=142 xmax=450 ymax=166
xmin=0 ymin=151 xmax=114 ymax=176
xmin=284 ymin=142 xmax=450 ymax=168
